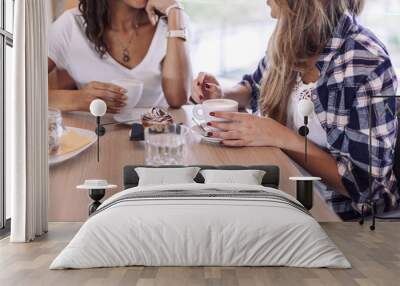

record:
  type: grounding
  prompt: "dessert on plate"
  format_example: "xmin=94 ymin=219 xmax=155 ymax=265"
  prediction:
xmin=141 ymin=108 xmax=174 ymax=132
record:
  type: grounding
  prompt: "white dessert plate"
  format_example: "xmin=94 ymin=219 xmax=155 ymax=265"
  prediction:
xmin=113 ymin=108 xmax=152 ymax=125
xmin=49 ymin=127 xmax=97 ymax=167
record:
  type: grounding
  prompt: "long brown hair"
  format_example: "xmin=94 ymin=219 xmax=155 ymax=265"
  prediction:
xmin=78 ymin=0 xmax=147 ymax=57
xmin=78 ymin=0 xmax=110 ymax=56
xmin=260 ymin=0 xmax=365 ymax=123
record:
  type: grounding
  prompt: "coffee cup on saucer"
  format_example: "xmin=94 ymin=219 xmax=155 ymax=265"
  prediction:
xmin=192 ymin=99 xmax=239 ymax=131
xmin=111 ymin=78 xmax=144 ymax=116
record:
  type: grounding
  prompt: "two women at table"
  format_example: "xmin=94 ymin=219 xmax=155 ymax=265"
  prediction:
xmin=48 ymin=0 xmax=398 ymax=219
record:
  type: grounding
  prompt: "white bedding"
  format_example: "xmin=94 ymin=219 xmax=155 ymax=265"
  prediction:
xmin=50 ymin=183 xmax=351 ymax=269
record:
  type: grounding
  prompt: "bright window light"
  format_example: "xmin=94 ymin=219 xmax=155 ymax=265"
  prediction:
xmin=183 ymin=0 xmax=400 ymax=84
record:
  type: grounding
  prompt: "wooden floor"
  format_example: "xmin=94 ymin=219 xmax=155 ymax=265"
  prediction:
xmin=0 ymin=223 xmax=399 ymax=286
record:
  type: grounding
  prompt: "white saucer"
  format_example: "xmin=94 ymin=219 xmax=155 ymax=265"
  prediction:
xmin=113 ymin=108 xmax=151 ymax=125
xmin=191 ymin=123 xmax=222 ymax=144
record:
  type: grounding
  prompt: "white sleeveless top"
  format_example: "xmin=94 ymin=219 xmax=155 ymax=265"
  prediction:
xmin=287 ymin=74 xmax=327 ymax=148
xmin=48 ymin=8 xmax=168 ymax=107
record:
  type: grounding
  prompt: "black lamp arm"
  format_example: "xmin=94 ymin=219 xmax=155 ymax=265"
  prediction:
xmin=95 ymin=118 xmax=139 ymax=137
xmin=94 ymin=116 xmax=146 ymax=162
xmin=99 ymin=121 xmax=133 ymax=127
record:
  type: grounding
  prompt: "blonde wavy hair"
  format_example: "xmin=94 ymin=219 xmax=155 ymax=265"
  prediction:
xmin=260 ymin=0 xmax=365 ymax=123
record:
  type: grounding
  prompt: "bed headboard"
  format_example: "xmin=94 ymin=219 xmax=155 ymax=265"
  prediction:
xmin=123 ymin=165 xmax=280 ymax=189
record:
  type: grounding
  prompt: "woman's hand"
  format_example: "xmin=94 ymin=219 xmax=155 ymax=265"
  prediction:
xmin=146 ymin=0 xmax=178 ymax=25
xmin=207 ymin=112 xmax=289 ymax=147
xmin=80 ymin=81 xmax=127 ymax=114
xmin=191 ymin=72 xmax=223 ymax=103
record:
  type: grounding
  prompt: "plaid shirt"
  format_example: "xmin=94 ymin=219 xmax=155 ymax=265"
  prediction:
xmin=240 ymin=13 xmax=399 ymax=215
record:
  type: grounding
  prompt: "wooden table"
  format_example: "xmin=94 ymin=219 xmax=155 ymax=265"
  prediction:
xmin=49 ymin=106 xmax=340 ymax=222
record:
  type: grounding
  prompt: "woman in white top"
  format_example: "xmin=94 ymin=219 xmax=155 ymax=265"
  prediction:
xmin=191 ymin=0 xmax=399 ymax=220
xmin=48 ymin=0 xmax=191 ymax=113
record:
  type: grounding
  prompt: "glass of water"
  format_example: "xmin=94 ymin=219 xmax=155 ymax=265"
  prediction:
xmin=145 ymin=124 xmax=191 ymax=166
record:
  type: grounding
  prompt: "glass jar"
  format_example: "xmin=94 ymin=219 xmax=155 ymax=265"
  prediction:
xmin=48 ymin=108 xmax=65 ymax=155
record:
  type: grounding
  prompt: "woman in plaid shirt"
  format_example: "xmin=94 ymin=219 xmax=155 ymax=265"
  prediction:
xmin=191 ymin=0 xmax=398 ymax=220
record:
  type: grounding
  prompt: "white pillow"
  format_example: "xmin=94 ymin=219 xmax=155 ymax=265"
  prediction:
xmin=200 ymin=169 xmax=266 ymax=185
xmin=135 ymin=167 xmax=201 ymax=186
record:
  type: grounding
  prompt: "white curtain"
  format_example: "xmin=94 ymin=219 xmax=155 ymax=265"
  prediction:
xmin=7 ymin=0 xmax=49 ymax=242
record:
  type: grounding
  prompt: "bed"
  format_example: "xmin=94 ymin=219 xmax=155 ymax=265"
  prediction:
xmin=50 ymin=165 xmax=350 ymax=269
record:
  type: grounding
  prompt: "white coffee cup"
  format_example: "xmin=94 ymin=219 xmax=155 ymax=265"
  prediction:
xmin=111 ymin=79 xmax=144 ymax=114
xmin=193 ymin=99 xmax=239 ymax=129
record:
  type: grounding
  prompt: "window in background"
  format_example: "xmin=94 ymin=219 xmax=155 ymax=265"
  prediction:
xmin=360 ymin=0 xmax=400 ymax=77
xmin=4 ymin=43 xmax=11 ymax=221
xmin=0 ymin=0 xmax=14 ymax=233
xmin=184 ymin=0 xmax=400 ymax=85
xmin=184 ymin=0 xmax=273 ymax=85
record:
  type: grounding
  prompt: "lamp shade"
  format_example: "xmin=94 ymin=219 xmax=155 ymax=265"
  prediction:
xmin=298 ymin=99 xmax=314 ymax=117
xmin=90 ymin=99 xmax=107 ymax=117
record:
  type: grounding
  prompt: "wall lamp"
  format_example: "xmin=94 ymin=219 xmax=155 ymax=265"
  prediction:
xmin=289 ymin=98 xmax=321 ymax=211
xmin=89 ymin=99 xmax=144 ymax=162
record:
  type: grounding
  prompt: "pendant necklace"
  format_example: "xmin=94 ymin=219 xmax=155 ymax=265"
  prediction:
xmin=113 ymin=13 xmax=142 ymax=63
xmin=122 ymin=23 xmax=139 ymax=63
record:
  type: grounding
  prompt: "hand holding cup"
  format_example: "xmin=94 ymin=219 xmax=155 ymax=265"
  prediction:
xmin=192 ymin=99 xmax=239 ymax=132
xmin=81 ymin=81 xmax=128 ymax=114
